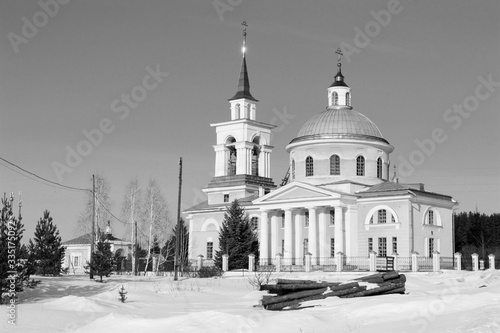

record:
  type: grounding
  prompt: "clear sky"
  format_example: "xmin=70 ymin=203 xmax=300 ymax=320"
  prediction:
xmin=1 ymin=0 xmax=499 ymax=242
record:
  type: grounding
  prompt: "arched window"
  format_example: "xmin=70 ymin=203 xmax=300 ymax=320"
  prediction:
xmin=378 ymin=209 xmax=387 ymax=224
xmin=251 ymin=146 xmax=259 ymax=176
xmin=330 ymin=154 xmax=340 ymax=175
xmin=250 ymin=217 xmax=259 ymax=232
xmin=428 ymin=210 xmax=434 ymax=225
xmin=305 ymin=156 xmax=314 ymax=177
xmin=377 ymin=157 xmax=383 ymax=179
xmin=332 ymin=92 xmax=338 ymax=106
xmin=346 ymin=92 xmax=351 ymax=106
xmin=356 ymin=155 xmax=365 ymax=176
xmin=291 ymin=159 xmax=295 ymax=180
xmin=228 ymin=147 xmax=236 ymax=176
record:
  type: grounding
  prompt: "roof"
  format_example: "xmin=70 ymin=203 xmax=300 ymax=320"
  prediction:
xmin=358 ymin=181 xmax=454 ymax=201
xmin=329 ymin=64 xmax=348 ymax=87
xmin=184 ymin=194 xmax=258 ymax=213
xmin=291 ymin=108 xmax=386 ymax=144
xmin=63 ymin=233 xmax=128 ymax=245
xmin=228 ymin=55 xmax=258 ymax=102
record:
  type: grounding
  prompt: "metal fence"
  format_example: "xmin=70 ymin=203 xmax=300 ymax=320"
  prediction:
xmin=344 ymin=256 xmax=370 ymax=271
xmin=417 ymin=257 xmax=433 ymax=271
xmin=440 ymin=256 xmax=455 ymax=270
xmin=397 ymin=257 xmax=412 ymax=271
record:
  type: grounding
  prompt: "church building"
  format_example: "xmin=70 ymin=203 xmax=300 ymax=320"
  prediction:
xmin=184 ymin=29 xmax=457 ymax=267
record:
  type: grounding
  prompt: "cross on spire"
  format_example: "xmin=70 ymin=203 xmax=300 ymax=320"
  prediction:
xmin=335 ymin=47 xmax=343 ymax=65
xmin=242 ymin=21 xmax=248 ymax=46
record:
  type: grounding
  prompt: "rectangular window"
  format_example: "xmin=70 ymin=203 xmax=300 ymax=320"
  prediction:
xmin=378 ymin=210 xmax=387 ymax=224
xmin=223 ymin=194 xmax=229 ymax=203
xmin=330 ymin=238 xmax=335 ymax=257
xmin=392 ymin=237 xmax=397 ymax=254
xmin=303 ymin=238 xmax=309 ymax=255
xmin=428 ymin=210 xmax=434 ymax=225
xmin=207 ymin=242 xmax=213 ymax=259
xmin=378 ymin=237 xmax=387 ymax=257
xmin=305 ymin=212 xmax=309 ymax=227
xmin=281 ymin=213 xmax=285 ymax=228
xmin=429 ymin=238 xmax=434 ymax=258
xmin=329 ymin=210 xmax=335 ymax=225
xmin=72 ymin=255 xmax=80 ymax=267
xmin=368 ymin=237 xmax=373 ymax=255
xmin=282 ymin=239 xmax=285 ymax=255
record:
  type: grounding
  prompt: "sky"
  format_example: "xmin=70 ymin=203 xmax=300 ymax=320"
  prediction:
xmin=1 ymin=0 xmax=499 ymax=243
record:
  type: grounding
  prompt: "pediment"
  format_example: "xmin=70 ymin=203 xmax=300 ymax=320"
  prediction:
xmin=253 ymin=182 xmax=340 ymax=204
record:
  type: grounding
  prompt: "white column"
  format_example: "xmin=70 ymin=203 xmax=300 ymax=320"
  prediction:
xmin=246 ymin=147 xmax=252 ymax=174
xmin=334 ymin=206 xmax=344 ymax=254
xmin=270 ymin=213 xmax=279 ymax=257
xmin=236 ymin=147 xmax=245 ymax=175
xmin=259 ymin=211 xmax=269 ymax=263
xmin=294 ymin=211 xmax=303 ymax=264
xmin=308 ymin=207 xmax=317 ymax=264
xmin=318 ymin=207 xmax=328 ymax=263
xmin=258 ymin=150 xmax=265 ymax=177
xmin=284 ymin=209 xmax=293 ymax=261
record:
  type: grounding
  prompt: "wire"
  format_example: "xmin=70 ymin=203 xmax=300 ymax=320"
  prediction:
xmin=0 ymin=156 xmax=90 ymax=192
xmin=94 ymin=195 xmax=131 ymax=225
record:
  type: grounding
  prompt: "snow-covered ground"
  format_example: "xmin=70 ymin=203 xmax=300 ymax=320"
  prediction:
xmin=3 ymin=270 xmax=500 ymax=333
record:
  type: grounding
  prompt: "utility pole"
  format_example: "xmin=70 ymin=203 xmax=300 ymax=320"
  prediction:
xmin=90 ymin=175 xmax=95 ymax=279
xmin=131 ymin=188 xmax=137 ymax=276
xmin=174 ymin=157 xmax=183 ymax=281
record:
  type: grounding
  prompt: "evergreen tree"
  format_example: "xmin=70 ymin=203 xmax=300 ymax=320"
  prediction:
xmin=0 ymin=195 xmax=31 ymax=303
xmin=161 ymin=219 xmax=188 ymax=271
xmin=27 ymin=210 xmax=66 ymax=276
xmin=85 ymin=237 xmax=116 ymax=282
xmin=214 ymin=200 xmax=259 ymax=270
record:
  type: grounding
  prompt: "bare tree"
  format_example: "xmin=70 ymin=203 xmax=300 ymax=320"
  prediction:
xmin=120 ymin=178 xmax=142 ymax=274
xmin=75 ymin=174 xmax=112 ymax=239
xmin=142 ymin=179 xmax=172 ymax=273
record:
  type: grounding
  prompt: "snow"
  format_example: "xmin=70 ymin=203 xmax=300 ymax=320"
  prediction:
xmin=3 ymin=270 xmax=500 ymax=333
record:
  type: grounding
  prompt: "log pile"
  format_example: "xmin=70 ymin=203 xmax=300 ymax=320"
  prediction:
xmin=258 ymin=272 xmax=406 ymax=311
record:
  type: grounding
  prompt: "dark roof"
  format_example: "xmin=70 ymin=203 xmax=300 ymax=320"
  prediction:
xmin=229 ymin=55 xmax=258 ymax=102
xmin=329 ymin=63 xmax=349 ymax=88
xmin=358 ymin=181 xmax=453 ymax=201
xmin=63 ymin=233 xmax=125 ymax=245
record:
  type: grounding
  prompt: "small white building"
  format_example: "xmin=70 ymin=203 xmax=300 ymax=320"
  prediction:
xmin=184 ymin=37 xmax=457 ymax=266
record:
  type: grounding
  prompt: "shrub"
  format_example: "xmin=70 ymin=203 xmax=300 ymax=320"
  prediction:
xmin=197 ymin=266 xmax=223 ymax=278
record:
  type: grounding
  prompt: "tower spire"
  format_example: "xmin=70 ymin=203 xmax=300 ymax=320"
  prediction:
xmin=330 ymin=47 xmax=347 ymax=87
xmin=229 ymin=21 xmax=258 ymax=102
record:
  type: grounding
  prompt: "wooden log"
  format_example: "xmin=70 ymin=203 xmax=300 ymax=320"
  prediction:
xmin=260 ymin=287 xmax=328 ymax=306
xmin=265 ymin=293 xmax=327 ymax=311
xmin=378 ymin=274 xmax=406 ymax=286
xmin=261 ymin=282 xmax=345 ymax=293
xmin=353 ymin=273 xmax=384 ymax=282
xmin=379 ymin=287 xmax=405 ymax=295
xmin=325 ymin=285 xmax=367 ymax=298
xmin=341 ymin=281 xmax=405 ymax=298
xmin=382 ymin=270 xmax=400 ymax=281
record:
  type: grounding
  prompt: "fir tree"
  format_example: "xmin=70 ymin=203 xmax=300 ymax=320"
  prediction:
xmin=0 ymin=195 xmax=31 ymax=303
xmin=214 ymin=200 xmax=259 ymax=270
xmin=85 ymin=236 xmax=116 ymax=282
xmin=161 ymin=219 xmax=188 ymax=271
xmin=27 ymin=210 xmax=66 ymax=276
xmin=118 ymin=285 xmax=127 ymax=303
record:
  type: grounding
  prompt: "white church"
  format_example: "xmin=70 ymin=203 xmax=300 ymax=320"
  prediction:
xmin=184 ymin=32 xmax=457 ymax=267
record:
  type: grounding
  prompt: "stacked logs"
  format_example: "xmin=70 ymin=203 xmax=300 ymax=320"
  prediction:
xmin=259 ymin=271 xmax=406 ymax=311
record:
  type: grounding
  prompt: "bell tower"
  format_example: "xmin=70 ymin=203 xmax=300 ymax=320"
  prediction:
xmin=204 ymin=22 xmax=276 ymax=205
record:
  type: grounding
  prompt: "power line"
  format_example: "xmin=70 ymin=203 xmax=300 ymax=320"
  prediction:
xmin=0 ymin=156 xmax=90 ymax=192
xmin=94 ymin=195 xmax=131 ymax=225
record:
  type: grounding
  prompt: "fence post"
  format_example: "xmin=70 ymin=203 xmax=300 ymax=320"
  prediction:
xmin=454 ymin=252 xmax=462 ymax=271
xmin=305 ymin=252 xmax=312 ymax=272
xmin=275 ymin=253 xmax=282 ymax=273
xmin=248 ymin=254 xmax=255 ymax=272
xmin=488 ymin=254 xmax=495 ymax=270
xmin=432 ymin=251 xmax=440 ymax=272
xmin=369 ymin=251 xmax=377 ymax=272
xmin=472 ymin=253 xmax=479 ymax=271
xmin=197 ymin=254 xmax=204 ymax=271
xmin=411 ymin=251 xmax=419 ymax=272
xmin=336 ymin=252 xmax=344 ymax=272
xmin=222 ymin=254 xmax=228 ymax=272
xmin=392 ymin=253 xmax=399 ymax=271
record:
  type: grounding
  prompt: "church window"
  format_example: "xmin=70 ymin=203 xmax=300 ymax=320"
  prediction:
xmin=392 ymin=237 xmax=398 ymax=254
xmin=223 ymin=194 xmax=229 ymax=202
xmin=282 ymin=239 xmax=285 ymax=255
xmin=368 ymin=238 xmax=373 ymax=254
xmin=378 ymin=237 xmax=387 ymax=257
xmin=303 ymin=238 xmax=309 ymax=255
xmin=227 ymin=147 xmax=236 ymax=176
xmin=252 ymin=146 xmax=259 ymax=176
xmin=391 ymin=214 xmax=396 ymax=223
xmin=377 ymin=158 xmax=383 ymax=179
xmin=281 ymin=213 xmax=285 ymax=228
xmin=428 ymin=238 xmax=434 ymax=258
xmin=330 ymin=210 xmax=335 ymax=225
xmin=369 ymin=216 xmax=373 ymax=224
xmin=305 ymin=212 xmax=309 ymax=227
xmin=330 ymin=239 xmax=335 ymax=257
xmin=332 ymin=92 xmax=338 ymax=106
xmin=330 ymin=154 xmax=340 ymax=175
xmin=346 ymin=92 xmax=351 ymax=106
xmin=250 ymin=217 xmax=259 ymax=232
xmin=356 ymin=155 xmax=365 ymax=176
xmin=207 ymin=242 xmax=214 ymax=259
xmin=428 ymin=210 xmax=434 ymax=225
xmin=378 ymin=209 xmax=387 ymax=224
xmin=306 ymin=156 xmax=314 ymax=177
xmin=291 ymin=159 xmax=295 ymax=180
